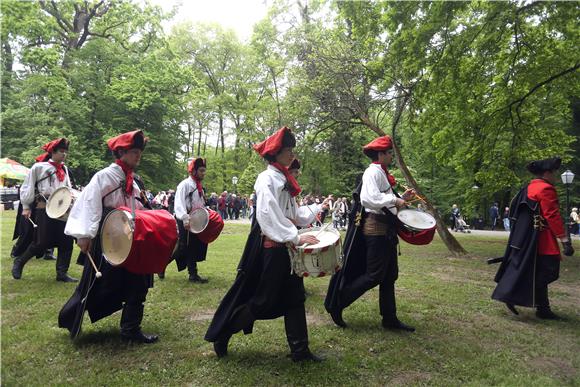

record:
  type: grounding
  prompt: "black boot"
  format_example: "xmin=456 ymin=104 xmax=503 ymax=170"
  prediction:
xmin=536 ymin=306 xmax=561 ymax=320
xmin=43 ymin=248 xmax=57 ymax=261
xmin=120 ymin=303 xmax=159 ymax=344
xmin=157 ymin=270 xmax=165 ymax=280
xmin=189 ymin=273 xmax=208 ymax=283
xmin=56 ymin=249 xmax=78 ymax=283
xmin=330 ymin=308 xmax=347 ymax=328
xmin=285 ymin=306 xmax=323 ymax=362
xmin=12 ymin=252 xmax=34 ymax=279
xmin=214 ymin=305 xmax=255 ymax=358
xmin=382 ymin=318 xmax=416 ymax=332
xmin=506 ymin=303 xmax=519 ymax=315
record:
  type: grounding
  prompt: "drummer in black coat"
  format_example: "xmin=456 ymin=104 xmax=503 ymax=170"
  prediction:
xmin=205 ymin=127 xmax=328 ymax=362
xmin=11 ymin=138 xmax=77 ymax=282
xmin=172 ymin=157 xmax=210 ymax=283
xmin=59 ymin=130 xmax=158 ymax=344
xmin=326 ymin=135 xmax=416 ymax=331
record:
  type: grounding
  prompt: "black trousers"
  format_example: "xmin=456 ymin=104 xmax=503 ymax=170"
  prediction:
xmin=173 ymin=219 xmax=208 ymax=275
xmin=119 ymin=271 xmax=150 ymax=333
xmin=227 ymin=247 xmax=310 ymax=354
xmin=535 ymin=255 xmax=560 ymax=308
xmin=340 ymin=233 xmax=399 ymax=320
xmin=17 ymin=209 xmax=74 ymax=276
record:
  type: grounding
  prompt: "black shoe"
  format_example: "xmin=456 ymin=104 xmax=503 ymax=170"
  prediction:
xmin=56 ymin=274 xmax=79 ymax=283
xmin=121 ymin=330 xmax=159 ymax=344
xmin=506 ymin=303 xmax=519 ymax=315
xmin=536 ymin=308 xmax=562 ymax=320
xmin=291 ymin=350 xmax=324 ymax=362
xmin=43 ymin=254 xmax=57 ymax=261
xmin=12 ymin=259 xmax=24 ymax=280
xmin=382 ymin=319 xmax=415 ymax=332
xmin=158 ymin=271 xmax=165 ymax=280
xmin=189 ymin=274 xmax=208 ymax=283
xmin=330 ymin=308 xmax=347 ymax=328
xmin=213 ymin=334 xmax=231 ymax=358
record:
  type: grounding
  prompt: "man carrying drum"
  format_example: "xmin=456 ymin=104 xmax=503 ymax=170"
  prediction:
xmin=326 ymin=135 xmax=417 ymax=332
xmin=205 ymin=126 xmax=329 ymax=362
xmin=172 ymin=157 xmax=211 ymax=283
xmin=59 ymin=130 xmax=159 ymax=344
xmin=12 ymin=138 xmax=77 ymax=283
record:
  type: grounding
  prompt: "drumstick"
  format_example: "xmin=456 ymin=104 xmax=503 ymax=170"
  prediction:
xmin=297 ymin=222 xmax=332 ymax=249
xmin=28 ymin=217 xmax=38 ymax=228
xmin=85 ymin=251 xmax=103 ymax=278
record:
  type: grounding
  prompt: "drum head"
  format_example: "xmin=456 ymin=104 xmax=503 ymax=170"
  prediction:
xmin=46 ymin=187 xmax=73 ymax=219
xmin=101 ymin=210 xmax=133 ymax=266
xmin=297 ymin=227 xmax=340 ymax=250
xmin=189 ymin=208 xmax=209 ymax=234
xmin=397 ymin=209 xmax=436 ymax=231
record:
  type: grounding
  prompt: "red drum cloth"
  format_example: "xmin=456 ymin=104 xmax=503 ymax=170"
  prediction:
xmin=397 ymin=226 xmax=436 ymax=245
xmin=119 ymin=207 xmax=178 ymax=274
xmin=197 ymin=209 xmax=224 ymax=244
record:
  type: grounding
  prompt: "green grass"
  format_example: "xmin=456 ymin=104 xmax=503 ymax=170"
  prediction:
xmin=2 ymin=210 xmax=579 ymax=386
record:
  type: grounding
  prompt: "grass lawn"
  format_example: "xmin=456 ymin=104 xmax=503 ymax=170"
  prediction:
xmin=2 ymin=210 xmax=579 ymax=386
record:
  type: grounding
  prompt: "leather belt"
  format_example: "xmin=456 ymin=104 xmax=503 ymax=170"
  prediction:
xmin=262 ymin=236 xmax=285 ymax=249
xmin=365 ymin=212 xmax=390 ymax=224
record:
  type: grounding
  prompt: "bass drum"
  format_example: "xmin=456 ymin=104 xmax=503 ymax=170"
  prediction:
xmin=101 ymin=207 xmax=178 ymax=274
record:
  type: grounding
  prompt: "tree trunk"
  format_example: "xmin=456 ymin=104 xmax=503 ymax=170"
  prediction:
xmin=197 ymin=119 xmax=203 ymax=156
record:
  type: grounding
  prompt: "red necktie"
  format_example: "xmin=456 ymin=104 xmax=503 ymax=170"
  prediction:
xmin=272 ymin=162 xmax=302 ymax=197
xmin=115 ymin=159 xmax=134 ymax=195
xmin=372 ymin=161 xmax=397 ymax=187
xmin=49 ymin=161 xmax=65 ymax=182
xmin=192 ymin=176 xmax=203 ymax=197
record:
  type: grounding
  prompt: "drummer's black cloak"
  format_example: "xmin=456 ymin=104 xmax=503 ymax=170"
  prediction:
xmin=324 ymin=183 xmax=370 ymax=313
xmin=491 ymin=186 xmax=551 ymax=307
xmin=58 ymin=177 xmax=153 ymax=339
xmin=204 ymin=216 xmax=267 ymax=342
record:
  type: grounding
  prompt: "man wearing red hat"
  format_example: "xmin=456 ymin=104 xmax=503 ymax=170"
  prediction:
xmin=58 ymin=130 xmax=159 ymax=344
xmin=326 ymin=135 xmax=417 ymax=332
xmin=206 ymin=127 xmax=328 ymax=362
xmin=492 ymin=157 xmax=574 ymax=319
xmin=12 ymin=138 xmax=77 ymax=283
xmin=172 ymin=157 xmax=211 ymax=283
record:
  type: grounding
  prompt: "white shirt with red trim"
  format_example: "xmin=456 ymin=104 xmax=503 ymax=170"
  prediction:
xmin=64 ymin=163 xmax=143 ymax=239
xmin=255 ymin=165 xmax=321 ymax=245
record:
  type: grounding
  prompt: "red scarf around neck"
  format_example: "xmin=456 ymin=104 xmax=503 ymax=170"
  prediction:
xmin=191 ymin=175 xmax=203 ymax=197
xmin=49 ymin=161 xmax=65 ymax=182
xmin=372 ymin=161 xmax=397 ymax=188
xmin=272 ymin=162 xmax=302 ymax=197
xmin=115 ymin=159 xmax=134 ymax=195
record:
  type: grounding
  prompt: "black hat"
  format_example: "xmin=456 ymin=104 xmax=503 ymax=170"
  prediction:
xmin=526 ymin=157 xmax=561 ymax=174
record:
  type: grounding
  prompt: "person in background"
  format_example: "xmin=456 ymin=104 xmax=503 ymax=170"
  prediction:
xmin=502 ymin=206 xmax=510 ymax=232
xmin=489 ymin=202 xmax=499 ymax=231
xmin=569 ymin=207 xmax=579 ymax=237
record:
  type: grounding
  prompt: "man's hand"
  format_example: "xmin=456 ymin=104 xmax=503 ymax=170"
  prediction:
xmin=299 ymin=235 xmax=320 ymax=246
xmin=77 ymin=238 xmax=91 ymax=254
xmin=562 ymin=241 xmax=575 ymax=257
xmin=22 ymin=209 xmax=31 ymax=219
xmin=395 ymin=198 xmax=406 ymax=209
xmin=183 ymin=221 xmax=191 ymax=231
xmin=401 ymin=188 xmax=416 ymax=201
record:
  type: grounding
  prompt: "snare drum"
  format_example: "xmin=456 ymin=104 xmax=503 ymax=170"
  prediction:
xmin=288 ymin=227 xmax=342 ymax=278
xmin=100 ymin=207 xmax=178 ymax=274
xmin=397 ymin=208 xmax=436 ymax=231
xmin=46 ymin=186 xmax=80 ymax=221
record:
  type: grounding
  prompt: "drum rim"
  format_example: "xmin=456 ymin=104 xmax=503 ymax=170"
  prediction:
xmin=100 ymin=209 xmax=133 ymax=266
xmin=46 ymin=186 xmax=73 ymax=218
xmin=397 ymin=208 xmax=436 ymax=230
xmin=296 ymin=227 xmax=341 ymax=251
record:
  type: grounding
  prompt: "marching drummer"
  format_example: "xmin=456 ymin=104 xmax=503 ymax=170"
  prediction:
xmin=327 ymin=135 xmax=417 ymax=332
xmin=12 ymin=138 xmax=77 ymax=283
xmin=59 ymin=130 xmax=159 ymax=343
xmin=205 ymin=126 xmax=329 ymax=362
xmin=172 ymin=157 xmax=211 ymax=283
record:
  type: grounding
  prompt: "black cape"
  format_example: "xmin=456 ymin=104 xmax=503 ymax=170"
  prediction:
xmin=204 ymin=215 xmax=265 ymax=342
xmin=58 ymin=177 xmax=153 ymax=339
xmin=325 ymin=184 xmax=370 ymax=313
xmin=491 ymin=186 xmax=546 ymax=307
